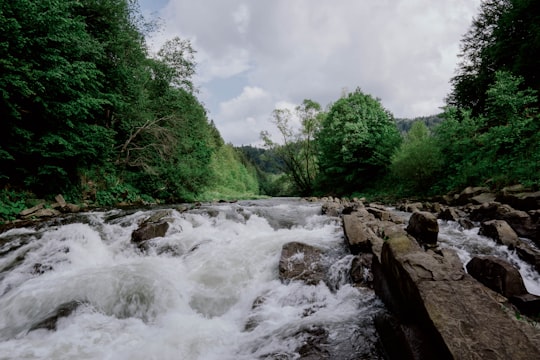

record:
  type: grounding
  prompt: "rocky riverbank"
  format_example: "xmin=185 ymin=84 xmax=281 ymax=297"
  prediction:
xmin=312 ymin=186 xmax=540 ymax=359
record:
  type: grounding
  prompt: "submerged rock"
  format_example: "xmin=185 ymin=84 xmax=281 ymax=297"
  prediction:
xmin=278 ymin=242 xmax=325 ymax=285
xmin=29 ymin=301 xmax=82 ymax=332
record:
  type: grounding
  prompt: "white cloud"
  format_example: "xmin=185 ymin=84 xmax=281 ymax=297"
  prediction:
xmin=214 ymin=86 xmax=275 ymax=146
xmin=149 ymin=0 xmax=481 ymax=145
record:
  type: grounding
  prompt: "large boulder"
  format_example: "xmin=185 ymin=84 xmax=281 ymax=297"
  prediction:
xmin=342 ymin=214 xmax=378 ymax=254
xmin=470 ymin=202 xmax=537 ymax=242
xmin=373 ymin=232 xmax=540 ymax=359
xmin=479 ymin=220 xmax=519 ymax=249
xmin=406 ymin=211 xmax=439 ymax=248
xmin=496 ymin=186 xmax=540 ymax=211
xmin=466 ymin=256 xmax=527 ymax=299
xmin=515 ymin=242 xmax=540 ymax=273
xmin=278 ymin=242 xmax=325 ymax=285
xmin=455 ymin=186 xmax=490 ymax=205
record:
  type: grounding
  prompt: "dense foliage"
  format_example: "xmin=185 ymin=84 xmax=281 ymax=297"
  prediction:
xmin=449 ymin=0 xmax=540 ymax=115
xmin=0 ymin=0 xmax=258 ymax=220
xmin=316 ymin=89 xmax=401 ymax=194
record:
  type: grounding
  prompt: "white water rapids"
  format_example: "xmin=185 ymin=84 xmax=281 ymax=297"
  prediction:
xmin=0 ymin=199 xmax=539 ymax=359
xmin=0 ymin=199 xmax=383 ymax=360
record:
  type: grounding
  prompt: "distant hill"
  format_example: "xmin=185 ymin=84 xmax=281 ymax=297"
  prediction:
xmin=237 ymin=145 xmax=284 ymax=174
xmin=395 ymin=114 xmax=444 ymax=133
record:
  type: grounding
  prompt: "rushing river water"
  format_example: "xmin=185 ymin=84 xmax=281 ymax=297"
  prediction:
xmin=0 ymin=199 xmax=539 ymax=360
xmin=0 ymin=199 xmax=384 ymax=360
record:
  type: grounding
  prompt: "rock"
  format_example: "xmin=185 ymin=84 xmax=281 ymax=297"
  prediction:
xmin=367 ymin=207 xmax=404 ymax=223
xmin=515 ymin=242 xmax=540 ymax=273
xmin=373 ymin=232 xmax=540 ymax=359
xmin=406 ymin=211 xmax=439 ymax=248
xmin=321 ymin=201 xmax=342 ymax=217
xmin=295 ymin=326 xmax=330 ymax=359
xmin=278 ymin=242 xmax=325 ymax=285
xmin=497 ymin=188 xmax=540 ymax=211
xmin=350 ymin=253 xmax=373 ymax=287
xmin=63 ymin=203 xmax=80 ymax=213
xmin=55 ymin=194 xmax=67 ymax=207
xmin=131 ymin=210 xmax=172 ymax=244
xmin=374 ymin=313 xmax=417 ymax=360
xmin=438 ymin=207 xmax=460 ymax=222
xmin=19 ymin=203 xmax=45 ymax=217
xmin=466 ymin=256 xmax=527 ymax=299
xmin=342 ymin=214 xmax=377 ymax=254
xmin=29 ymin=301 xmax=81 ymax=331
xmin=405 ymin=202 xmax=423 ymax=213
xmin=470 ymin=202 xmax=537 ymax=242
xmin=455 ymin=186 xmax=490 ymax=205
xmin=510 ymin=293 xmax=540 ymax=318
xmin=479 ymin=220 xmax=519 ymax=249
xmin=471 ymin=192 xmax=497 ymax=205
xmin=458 ymin=218 xmax=475 ymax=230
xmin=25 ymin=208 xmax=61 ymax=219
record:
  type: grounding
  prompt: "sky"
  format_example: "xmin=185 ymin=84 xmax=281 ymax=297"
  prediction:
xmin=139 ymin=0 xmax=482 ymax=146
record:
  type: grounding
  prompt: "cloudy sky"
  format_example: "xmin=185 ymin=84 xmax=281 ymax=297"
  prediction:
xmin=139 ymin=0 xmax=481 ymax=146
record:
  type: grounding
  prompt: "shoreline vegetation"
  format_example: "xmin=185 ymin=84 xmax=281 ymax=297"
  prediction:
xmin=2 ymin=0 xmax=539 ymax=224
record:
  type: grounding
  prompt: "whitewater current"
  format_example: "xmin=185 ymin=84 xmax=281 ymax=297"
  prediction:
xmin=0 ymin=199 xmax=384 ymax=360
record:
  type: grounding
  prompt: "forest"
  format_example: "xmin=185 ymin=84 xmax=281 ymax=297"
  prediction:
xmin=1 ymin=0 xmax=539 ymax=221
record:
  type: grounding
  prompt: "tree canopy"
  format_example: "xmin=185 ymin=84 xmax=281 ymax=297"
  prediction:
xmin=449 ymin=0 xmax=540 ymax=115
xmin=316 ymin=89 xmax=401 ymax=194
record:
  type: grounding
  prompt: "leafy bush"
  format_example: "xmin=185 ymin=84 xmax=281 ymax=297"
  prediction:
xmin=0 ymin=189 xmax=29 ymax=222
xmin=390 ymin=121 xmax=443 ymax=194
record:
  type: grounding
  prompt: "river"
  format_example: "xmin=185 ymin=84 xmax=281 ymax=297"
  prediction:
xmin=0 ymin=198 xmax=384 ymax=360
xmin=0 ymin=199 xmax=538 ymax=359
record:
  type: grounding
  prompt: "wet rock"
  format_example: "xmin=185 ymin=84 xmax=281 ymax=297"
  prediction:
xmin=343 ymin=214 xmax=378 ymax=254
xmin=466 ymin=256 xmax=528 ymax=299
xmin=470 ymin=202 xmax=537 ymax=242
xmin=278 ymin=242 xmax=325 ymax=285
xmin=497 ymin=187 xmax=540 ymax=211
xmin=131 ymin=210 xmax=173 ymax=245
xmin=350 ymin=253 xmax=373 ymax=287
xmin=321 ymin=201 xmax=342 ymax=217
xmin=374 ymin=312 xmax=428 ymax=360
xmin=438 ymin=207 xmax=460 ymax=222
xmin=373 ymin=232 xmax=540 ymax=360
xmin=510 ymin=293 xmax=540 ymax=319
xmin=295 ymin=326 xmax=330 ymax=359
xmin=402 ymin=202 xmax=423 ymax=213
xmin=515 ymin=242 xmax=540 ymax=273
xmin=455 ymin=186 xmax=490 ymax=205
xmin=367 ymin=207 xmax=404 ymax=224
xmin=471 ymin=192 xmax=497 ymax=205
xmin=479 ymin=220 xmax=519 ymax=249
xmin=406 ymin=211 xmax=439 ymax=248
xmin=31 ymin=263 xmax=54 ymax=275
xmin=458 ymin=217 xmax=475 ymax=230
xmin=29 ymin=301 xmax=81 ymax=331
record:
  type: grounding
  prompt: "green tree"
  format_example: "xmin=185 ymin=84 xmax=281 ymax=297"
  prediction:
xmin=316 ymin=88 xmax=401 ymax=194
xmin=390 ymin=121 xmax=443 ymax=193
xmin=261 ymin=99 xmax=323 ymax=195
xmin=436 ymin=72 xmax=540 ymax=190
xmin=449 ymin=0 xmax=540 ymax=115
xmin=0 ymin=0 xmax=115 ymax=193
